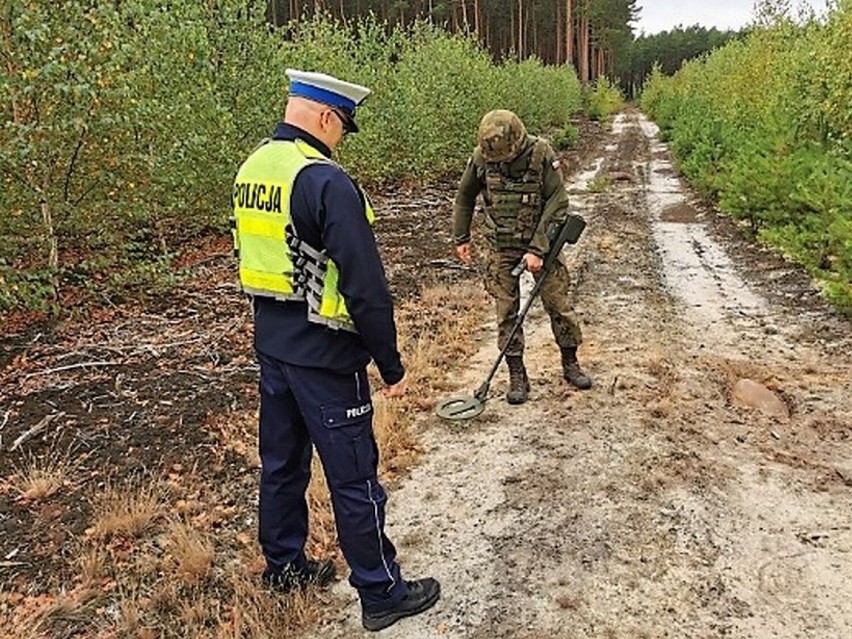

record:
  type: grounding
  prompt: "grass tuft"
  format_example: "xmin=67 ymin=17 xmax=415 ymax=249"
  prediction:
xmin=165 ymin=519 xmax=215 ymax=584
xmin=88 ymin=476 xmax=168 ymax=540
xmin=8 ymin=450 xmax=70 ymax=501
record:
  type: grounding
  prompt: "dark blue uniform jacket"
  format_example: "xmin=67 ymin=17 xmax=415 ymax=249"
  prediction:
xmin=252 ymin=123 xmax=405 ymax=385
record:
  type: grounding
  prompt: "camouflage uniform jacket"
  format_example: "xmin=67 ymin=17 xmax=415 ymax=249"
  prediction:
xmin=452 ymin=134 xmax=569 ymax=256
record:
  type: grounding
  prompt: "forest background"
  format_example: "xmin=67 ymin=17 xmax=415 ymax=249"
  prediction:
xmin=1 ymin=0 xmax=849 ymax=315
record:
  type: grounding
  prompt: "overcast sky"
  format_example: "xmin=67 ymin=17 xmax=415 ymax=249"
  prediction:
xmin=632 ymin=0 xmax=831 ymax=35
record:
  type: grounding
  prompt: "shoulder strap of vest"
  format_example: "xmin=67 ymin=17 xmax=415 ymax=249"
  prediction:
xmin=294 ymin=138 xmax=331 ymax=162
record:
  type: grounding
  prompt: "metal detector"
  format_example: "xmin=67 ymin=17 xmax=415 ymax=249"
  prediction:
xmin=436 ymin=214 xmax=587 ymax=420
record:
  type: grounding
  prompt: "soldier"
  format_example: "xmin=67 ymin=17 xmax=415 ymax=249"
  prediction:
xmin=453 ymin=109 xmax=591 ymax=404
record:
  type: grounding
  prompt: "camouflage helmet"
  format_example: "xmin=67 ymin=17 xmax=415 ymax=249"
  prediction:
xmin=477 ymin=110 xmax=527 ymax=163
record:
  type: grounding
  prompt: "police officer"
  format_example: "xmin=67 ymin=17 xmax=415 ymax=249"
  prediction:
xmin=232 ymin=69 xmax=440 ymax=632
xmin=453 ymin=109 xmax=592 ymax=404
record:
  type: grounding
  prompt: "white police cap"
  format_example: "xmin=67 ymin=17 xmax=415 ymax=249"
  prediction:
xmin=285 ymin=69 xmax=370 ymax=133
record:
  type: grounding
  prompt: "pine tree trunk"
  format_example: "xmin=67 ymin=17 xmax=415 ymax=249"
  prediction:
xmin=510 ymin=2 xmax=516 ymax=56
xmin=589 ymin=46 xmax=594 ymax=83
xmin=518 ymin=0 xmax=523 ymax=59
xmin=566 ymin=0 xmax=574 ymax=69
xmin=556 ymin=0 xmax=562 ymax=63
xmin=577 ymin=15 xmax=589 ymax=84
xmin=531 ymin=1 xmax=537 ymax=58
xmin=474 ymin=0 xmax=480 ymax=35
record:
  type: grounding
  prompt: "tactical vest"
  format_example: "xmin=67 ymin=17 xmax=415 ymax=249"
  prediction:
xmin=474 ymin=137 xmax=548 ymax=250
xmin=231 ymin=138 xmax=375 ymax=333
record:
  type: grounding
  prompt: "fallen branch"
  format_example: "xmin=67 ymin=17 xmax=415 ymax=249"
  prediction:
xmin=24 ymin=361 xmax=120 ymax=379
xmin=9 ymin=411 xmax=65 ymax=451
xmin=428 ymin=259 xmax=476 ymax=272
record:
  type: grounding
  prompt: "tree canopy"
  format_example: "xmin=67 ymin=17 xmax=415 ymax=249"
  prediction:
xmin=267 ymin=0 xmax=638 ymax=83
xmin=618 ymin=25 xmax=738 ymax=97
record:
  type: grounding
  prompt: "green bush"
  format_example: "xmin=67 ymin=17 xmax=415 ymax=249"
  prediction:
xmin=585 ymin=76 xmax=625 ymax=121
xmin=0 ymin=4 xmax=582 ymax=313
xmin=550 ymin=124 xmax=580 ymax=151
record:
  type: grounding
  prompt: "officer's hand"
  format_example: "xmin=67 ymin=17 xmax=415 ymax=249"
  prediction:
xmin=382 ymin=373 xmax=408 ymax=398
xmin=523 ymin=252 xmax=543 ymax=274
xmin=456 ymin=243 xmax=472 ymax=265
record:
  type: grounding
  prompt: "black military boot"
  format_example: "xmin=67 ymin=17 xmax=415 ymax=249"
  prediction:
xmin=561 ymin=347 xmax=592 ymax=390
xmin=505 ymin=355 xmax=530 ymax=404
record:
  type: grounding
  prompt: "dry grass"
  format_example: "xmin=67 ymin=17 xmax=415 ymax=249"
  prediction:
xmin=305 ymin=465 xmax=339 ymax=560
xmin=373 ymin=396 xmax=419 ymax=478
xmin=396 ymin=283 xmax=490 ymax=397
xmin=88 ymin=476 xmax=168 ymax=540
xmin=165 ymin=519 xmax=215 ymax=583
xmin=216 ymin=572 xmax=322 ymax=639
xmin=358 ymin=282 xmax=488 ymax=480
xmin=8 ymin=449 xmax=70 ymax=501
xmin=2 ymin=281 xmax=491 ymax=639
xmin=78 ymin=548 xmax=107 ymax=588
xmin=2 ymin=589 xmax=100 ymax=639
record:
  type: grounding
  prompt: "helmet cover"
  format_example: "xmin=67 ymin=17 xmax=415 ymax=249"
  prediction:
xmin=477 ymin=110 xmax=527 ymax=162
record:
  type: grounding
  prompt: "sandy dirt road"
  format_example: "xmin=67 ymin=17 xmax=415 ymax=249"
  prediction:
xmin=319 ymin=110 xmax=852 ymax=638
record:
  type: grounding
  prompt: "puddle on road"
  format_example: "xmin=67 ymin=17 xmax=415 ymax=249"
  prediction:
xmin=634 ymin=115 xmax=770 ymax=335
xmin=660 ymin=202 xmax=700 ymax=223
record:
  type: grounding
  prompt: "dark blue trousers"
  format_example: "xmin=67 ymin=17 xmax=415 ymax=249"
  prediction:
xmin=257 ymin=352 xmax=407 ymax=611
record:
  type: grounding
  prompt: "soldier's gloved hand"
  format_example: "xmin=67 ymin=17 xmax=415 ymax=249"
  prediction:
xmin=381 ymin=372 xmax=408 ymax=398
xmin=523 ymin=252 xmax=543 ymax=274
xmin=456 ymin=242 xmax=472 ymax=265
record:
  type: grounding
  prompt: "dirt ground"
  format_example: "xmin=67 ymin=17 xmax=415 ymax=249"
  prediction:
xmin=2 ymin=110 xmax=851 ymax=638
xmin=318 ymin=110 xmax=852 ymax=638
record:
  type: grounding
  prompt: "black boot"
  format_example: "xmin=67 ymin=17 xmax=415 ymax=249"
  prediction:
xmin=561 ymin=347 xmax=592 ymax=390
xmin=505 ymin=355 xmax=530 ymax=404
xmin=362 ymin=578 xmax=441 ymax=631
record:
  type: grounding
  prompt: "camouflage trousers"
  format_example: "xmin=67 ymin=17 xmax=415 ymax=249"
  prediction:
xmin=484 ymin=248 xmax=583 ymax=356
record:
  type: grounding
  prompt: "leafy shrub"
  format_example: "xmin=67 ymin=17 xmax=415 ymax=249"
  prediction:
xmin=0 ymin=267 xmax=58 ymax=313
xmin=551 ymin=124 xmax=580 ymax=151
xmin=585 ymin=76 xmax=625 ymax=121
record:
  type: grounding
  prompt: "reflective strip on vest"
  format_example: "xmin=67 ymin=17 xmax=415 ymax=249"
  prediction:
xmin=232 ymin=138 xmax=374 ymax=332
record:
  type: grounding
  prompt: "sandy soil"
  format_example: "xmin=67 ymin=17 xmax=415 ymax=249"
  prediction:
xmin=317 ymin=110 xmax=852 ymax=638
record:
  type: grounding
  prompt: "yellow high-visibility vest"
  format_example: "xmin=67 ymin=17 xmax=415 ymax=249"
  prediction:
xmin=231 ymin=138 xmax=375 ymax=332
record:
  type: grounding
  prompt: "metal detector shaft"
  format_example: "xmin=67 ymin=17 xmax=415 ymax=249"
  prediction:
xmin=473 ymin=214 xmax=586 ymax=401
